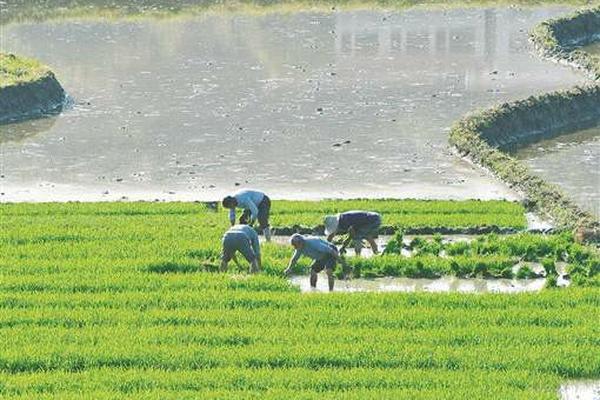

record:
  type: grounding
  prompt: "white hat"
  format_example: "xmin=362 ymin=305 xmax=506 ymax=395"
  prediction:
xmin=324 ymin=215 xmax=339 ymax=236
xmin=290 ymin=233 xmax=305 ymax=245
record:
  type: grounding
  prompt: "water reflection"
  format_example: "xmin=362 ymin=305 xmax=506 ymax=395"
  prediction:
xmin=0 ymin=8 xmax=586 ymax=202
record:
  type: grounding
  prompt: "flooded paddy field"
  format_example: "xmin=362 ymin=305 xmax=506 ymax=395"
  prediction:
xmin=560 ymin=380 xmax=600 ymax=400
xmin=289 ymin=274 xmax=550 ymax=293
xmin=0 ymin=7 xmax=587 ymax=202
xmin=516 ymin=126 xmax=600 ymax=216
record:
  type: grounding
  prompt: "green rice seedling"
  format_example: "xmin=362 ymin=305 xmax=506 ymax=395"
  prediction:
xmin=382 ymin=229 xmax=404 ymax=255
xmin=1 ymin=201 xmax=600 ymax=398
xmin=516 ymin=265 xmax=538 ymax=279
xmin=409 ymin=236 xmax=444 ymax=256
xmin=542 ymin=258 xmax=557 ymax=276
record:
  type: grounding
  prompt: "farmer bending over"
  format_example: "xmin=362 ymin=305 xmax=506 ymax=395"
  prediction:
xmin=324 ymin=211 xmax=382 ymax=256
xmin=222 ymin=189 xmax=271 ymax=241
xmin=284 ymin=233 xmax=346 ymax=291
xmin=221 ymin=225 xmax=261 ymax=273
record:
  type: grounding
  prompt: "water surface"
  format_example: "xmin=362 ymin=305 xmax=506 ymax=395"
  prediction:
xmin=0 ymin=7 xmax=586 ymax=201
xmin=583 ymin=42 xmax=600 ymax=55
xmin=516 ymin=126 xmax=600 ymax=216
xmin=289 ymin=275 xmax=550 ymax=293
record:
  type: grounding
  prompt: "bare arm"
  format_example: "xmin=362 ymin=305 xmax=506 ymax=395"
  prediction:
xmin=339 ymin=235 xmax=353 ymax=254
xmin=229 ymin=208 xmax=236 ymax=226
xmin=284 ymin=250 xmax=301 ymax=275
xmin=248 ymin=201 xmax=259 ymax=223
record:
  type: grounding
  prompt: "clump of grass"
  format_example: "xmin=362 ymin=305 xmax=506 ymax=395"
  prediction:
xmin=0 ymin=53 xmax=52 ymax=88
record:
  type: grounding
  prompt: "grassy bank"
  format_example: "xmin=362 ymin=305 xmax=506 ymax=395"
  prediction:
xmin=450 ymin=7 xmax=600 ymax=236
xmin=1 ymin=201 xmax=600 ymax=398
xmin=0 ymin=53 xmax=52 ymax=89
xmin=0 ymin=53 xmax=66 ymax=123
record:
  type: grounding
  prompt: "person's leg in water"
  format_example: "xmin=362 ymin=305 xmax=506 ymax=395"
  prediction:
xmin=258 ymin=196 xmax=272 ymax=242
xmin=326 ymin=267 xmax=334 ymax=291
xmin=367 ymin=237 xmax=379 ymax=254
xmin=348 ymin=227 xmax=362 ymax=256
xmin=250 ymin=259 xmax=259 ymax=274
xmin=324 ymin=255 xmax=336 ymax=291
xmin=310 ymin=269 xmax=318 ymax=288
xmin=310 ymin=259 xmax=324 ymax=289
xmin=366 ymin=215 xmax=382 ymax=254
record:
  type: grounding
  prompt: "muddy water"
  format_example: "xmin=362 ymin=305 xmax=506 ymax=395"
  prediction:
xmin=516 ymin=126 xmax=600 ymax=216
xmin=289 ymin=275 xmax=548 ymax=293
xmin=560 ymin=380 xmax=600 ymax=400
xmin=583 ymin=42 xmax=600 ymax=55
xmin=0 ymin=8 xmax=585 ymax=202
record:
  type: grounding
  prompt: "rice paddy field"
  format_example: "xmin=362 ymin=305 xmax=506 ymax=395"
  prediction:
xmin=1 ymin=200 xmax=599 ymax=399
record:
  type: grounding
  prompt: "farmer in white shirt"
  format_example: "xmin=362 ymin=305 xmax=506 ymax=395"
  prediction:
xmin=284 ymin=233 xmax=347 ymax=291
xmin=222 ymin=189 xmax=272 ymax=241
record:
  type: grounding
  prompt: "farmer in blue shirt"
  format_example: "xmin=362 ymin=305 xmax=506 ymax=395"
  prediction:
xmin=222 ymin=189 xmax=272 ymax=241
xmin=284 ymin=233 xmax=346 ymax=291
xmin=324 ymin=211 xmax=382 ymax=256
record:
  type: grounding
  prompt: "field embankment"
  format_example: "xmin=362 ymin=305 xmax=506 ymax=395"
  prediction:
xmin=450 ymin=7 xmax=600 ymax=237
xmin=0 ymin=53 xmax=66 ymax=124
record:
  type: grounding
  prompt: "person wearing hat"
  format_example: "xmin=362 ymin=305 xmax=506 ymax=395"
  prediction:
xmin=324 ymin=211 xmax=382 ymax=256
xmin=222 ymin=189 xmax=272 ymax=241
xmin=284 ymin=233 xmax=346 ymax=291
xmin=220 ymin=225 xmax=261 ymax=273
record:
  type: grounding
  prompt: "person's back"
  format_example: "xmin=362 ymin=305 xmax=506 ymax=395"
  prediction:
xmin=338 ymin=211 xmax=380 ymax=233
xmin=285 ymin=233 xmax=342 ymax=291
xmin=230 ymin=224 xmax=260 ymax=257
xmin=234 ymin=189 xmax=265 ymax=206
xmin=298 ymin=236 xmax=337 ymax=260
xmin=221 ymin=225 xmax=261 ymax=273
xmin=222 ymin=189 xmax=272 ymax=241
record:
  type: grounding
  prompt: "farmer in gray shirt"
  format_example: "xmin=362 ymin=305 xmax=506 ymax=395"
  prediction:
xmin=220 ymin=225 xmax=261 ymax=273
xmin=325 ymin=211 xmax=382 ymax=256
xmin=284 ymin=233 xmax=346 ymax=291
xmin=222 ymin=189 xmax=272 ymax=241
